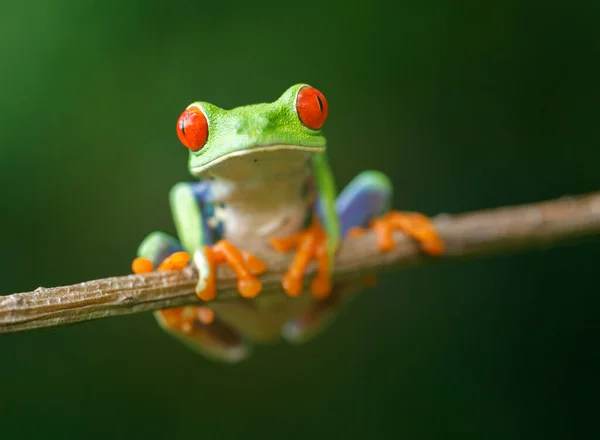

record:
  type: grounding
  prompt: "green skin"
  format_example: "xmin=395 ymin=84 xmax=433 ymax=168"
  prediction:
xmin=137 ymin=84 xmax=392 ymax=362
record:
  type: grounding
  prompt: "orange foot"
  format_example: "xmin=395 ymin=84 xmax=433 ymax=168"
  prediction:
xmin=131 ymin=243 xmax=267 ymax=303
xmin=269 ymin=220 xmax=332 ymax=299
xmin=132 ymin=251 xmax=214 ymax=330
xmin=132 ymin=251 xmax=191 ymax=274
xmin=348 ymin=211 xmax=445 ymax=255
xmin=196 ymin=240 xmax=267 ymax=302
xmin=158 ymin=305 xmax=216 ymax=334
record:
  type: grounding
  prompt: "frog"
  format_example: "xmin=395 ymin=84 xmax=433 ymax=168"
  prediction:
xmin=131 ymin=84 xmax=444 ymax=362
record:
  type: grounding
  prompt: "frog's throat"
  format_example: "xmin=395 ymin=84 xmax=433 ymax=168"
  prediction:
xmin=190 ymin=144 xmax=324 ymax=176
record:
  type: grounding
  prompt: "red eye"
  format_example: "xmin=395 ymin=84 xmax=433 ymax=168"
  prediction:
xmin=296 ymin=86 xmax=328 ymax=130
xmin=176 ymin=106 xmax=208 ymax=151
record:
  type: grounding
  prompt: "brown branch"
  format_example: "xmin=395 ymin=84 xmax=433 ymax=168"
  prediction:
xmin=1 ymin=192 xmax=600 ymax=334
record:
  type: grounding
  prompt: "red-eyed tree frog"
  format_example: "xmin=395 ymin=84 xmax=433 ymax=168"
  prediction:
xmin=132 ymin=84 xmax=444 ymax=362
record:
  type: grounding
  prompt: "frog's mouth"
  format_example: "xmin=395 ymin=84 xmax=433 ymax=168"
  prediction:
xmin=190 ymin=144 xmax=325 ymax=176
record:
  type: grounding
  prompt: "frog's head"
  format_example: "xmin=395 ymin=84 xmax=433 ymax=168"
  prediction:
xmin=176 ymin=84 xmax=328 ymax=178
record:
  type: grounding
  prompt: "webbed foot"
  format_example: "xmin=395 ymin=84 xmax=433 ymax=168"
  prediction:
xmin=348 ymin=210 xmax=444 ymax=255
xmin=269 ymin=220 xmax=332 ymax=299
xmin=194 ymin=240 xmax=267 ymax=301
xmin=132 ymin=251 xmax=191 ymax=274
xmin=133 ymin=232 xmax=256 ymax=362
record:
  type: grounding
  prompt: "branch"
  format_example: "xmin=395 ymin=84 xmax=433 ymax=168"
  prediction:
xmin=1 ymin=192 xmax=599 ymax=334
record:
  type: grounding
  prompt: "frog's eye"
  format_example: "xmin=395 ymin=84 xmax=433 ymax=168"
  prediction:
xmin=176 ymin=106 xmax=208 ymax=151
xmin=296 ymin=86 xmax=328 ymax=130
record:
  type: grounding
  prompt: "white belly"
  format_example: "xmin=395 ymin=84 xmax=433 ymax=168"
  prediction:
xmin=206 ymin=149 xmax=313 ymax=249
xmin=221 ymin=197 xmax=308 ymax=245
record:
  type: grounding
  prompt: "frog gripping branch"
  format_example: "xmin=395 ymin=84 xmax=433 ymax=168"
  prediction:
xmin=131 ymin=84 xmax=444 ymax=362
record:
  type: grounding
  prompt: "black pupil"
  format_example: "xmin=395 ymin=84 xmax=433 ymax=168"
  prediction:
xmin=316 ymin=95 xmax=324 ymax=112
xmin=179 ymin=118 xmax=185 ymax=136
xmin=180 ymin=117 xmax=186 ymax=135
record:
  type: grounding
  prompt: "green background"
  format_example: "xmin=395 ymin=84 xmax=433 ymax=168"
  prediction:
xmin=1 ymin=1 xmax=598 ymax=438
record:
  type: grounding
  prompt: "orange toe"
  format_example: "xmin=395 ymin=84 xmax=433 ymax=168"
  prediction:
xmin=157 ymin=251 xmax=191 ymax=271
xmin=311 ymin=242 xmax=331 ymax=299
xmin=132 ymin=257 xmax=154 ymax=274
xmin=238 ymin=277 xmax=262 ymax=299
xmin=269 ymin=233 xmax=302 ymax=253
xmin=371 ymin=211 xmax=444 ymax=255
xmin=270 ymin=220 xmax=333 ymax=299
xmin=157 ymin=306 xmax=200 ymax=334
xmin=347 ymin=226 xmax=366 ymax=238
xmin=371 ymin=217 xmax=396 ymax=252
xmin=209 ymin=240 xmax=266 ymax=299
xmin=311 ymin=274 xmax=332 ymax=299
xmin=282 ymin=272 xmax=304 ymax=297
xmin=242 ymin=250 xmax=268 ymax=275
xmin=196 ymin=306 xmax=215 ymax=325
xmin=132 ymin=252 xmax=190 ymax=275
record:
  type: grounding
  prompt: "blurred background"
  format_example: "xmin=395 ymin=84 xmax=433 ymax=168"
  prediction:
xmin=1 ymin=0 xmax=599 ymax=438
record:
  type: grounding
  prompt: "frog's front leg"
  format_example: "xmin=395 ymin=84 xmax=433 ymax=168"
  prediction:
xmin=278 ymin=170 xmax=444 ymax=343
xmin=278 ymin=171 xmax=390 ymax=342
xmin=131 ymin=182 xmax=265 ymax=362
xmin=169 ymin=181 xmax=267 ymax=300
xmin=132 ymin=230 xmax=251 ymax=362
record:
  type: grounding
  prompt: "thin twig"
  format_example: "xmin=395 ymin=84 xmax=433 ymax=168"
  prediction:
xmin=1 ymin=192 xmax=599 ymax=334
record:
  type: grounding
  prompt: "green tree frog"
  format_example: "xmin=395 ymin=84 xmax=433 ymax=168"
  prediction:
xmin=132 ymin=84 xmax=444 ymax=362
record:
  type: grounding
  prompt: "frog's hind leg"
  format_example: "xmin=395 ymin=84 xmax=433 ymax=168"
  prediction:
xmin=134 ymin=231 xmax=251 ymax=363
xmin=282 ymin=171 xmax=392 ymax=343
